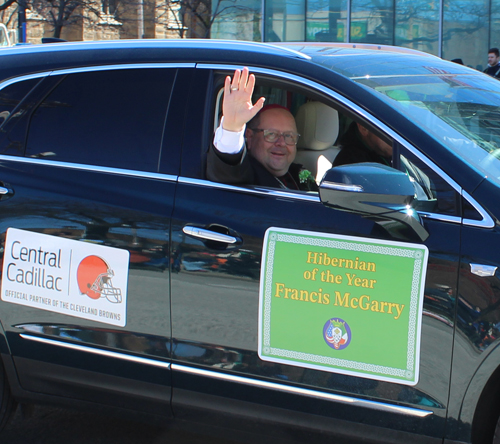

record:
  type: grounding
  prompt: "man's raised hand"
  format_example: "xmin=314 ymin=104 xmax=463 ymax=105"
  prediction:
xmin=222 ymin=67 xmax=265 ymax=132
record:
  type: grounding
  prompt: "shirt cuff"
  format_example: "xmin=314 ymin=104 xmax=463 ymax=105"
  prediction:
xmin=213 ymin=117 xmax=245 ymax=154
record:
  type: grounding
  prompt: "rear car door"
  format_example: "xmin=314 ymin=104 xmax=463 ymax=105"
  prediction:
xmin=0 ymin=64 xmax=187 ymax=416
xmin=170 ymin=66 xmax=462 ymax=443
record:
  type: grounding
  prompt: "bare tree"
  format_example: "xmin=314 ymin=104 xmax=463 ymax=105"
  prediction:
xmin=29 ymin=0 xmax=101 ymax=38
xmin=0 ymin=0 xmax=17 ymax=11
xmin=156 ymin=0 xmax=259 ymax=39
xmin=0 ymin=1 xmax=18 ymax=28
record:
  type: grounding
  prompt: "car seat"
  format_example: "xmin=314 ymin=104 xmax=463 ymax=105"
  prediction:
xmin=295 ymin=101 xmax=340 ymax=184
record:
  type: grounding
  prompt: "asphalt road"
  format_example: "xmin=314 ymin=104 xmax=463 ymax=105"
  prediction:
xmin=0 ymin=403 xmax=242 ymax=444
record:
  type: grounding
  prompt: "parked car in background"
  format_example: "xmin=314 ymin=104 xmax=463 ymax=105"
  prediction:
xmin=0 ymin=39 xmax=499 ymax=444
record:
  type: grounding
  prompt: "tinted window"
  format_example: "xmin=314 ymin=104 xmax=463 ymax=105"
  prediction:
xmin=0 ymin=78 xmax=40 ymax=128
xmin=397 ymin=146 xmax=460 ymax=216
xmin=26 ymin=68 xmax=175 ymax=172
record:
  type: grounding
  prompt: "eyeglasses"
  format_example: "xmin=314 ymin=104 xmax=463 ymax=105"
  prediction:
xmin=250 ymin=128 xmax=300 ymax=146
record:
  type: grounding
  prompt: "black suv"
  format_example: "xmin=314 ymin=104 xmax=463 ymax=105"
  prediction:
xmin=0 ymin=39 xmax=500 ymax=444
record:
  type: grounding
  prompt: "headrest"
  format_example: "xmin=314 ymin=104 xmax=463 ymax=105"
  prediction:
xmin=295 ymin=101 xmax=339 ymax=150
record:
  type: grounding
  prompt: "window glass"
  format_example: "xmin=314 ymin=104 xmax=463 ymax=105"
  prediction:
xmin=350 ymin=0 xmax=394 ymax=45
xmin=395 ymin=0 xmax=439 ymax=56
xmin=26 ymin=69 xmax=175 ymax=172
xmin=397 ymin=147 xmax=460 ymax=216
xmin=265 ymin=0 xmax=305 ymax=41
xmin=442 ymin=0 xmax=489 ymax=69
xmin=345 ymin=60 xmax=500 ymax=188
xmin=306 ymin=0 xmax=347 ymax=42
xmin=0 ymin=78 xmax=40 ymax=128
xmin=491 ymin=0 xmax=500 ymax=60
xmin=211 ymin=0 xmax=262 ymax=41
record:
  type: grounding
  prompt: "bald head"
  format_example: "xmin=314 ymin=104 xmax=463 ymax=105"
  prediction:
xmin=246 ymin=107 xmax=298 ymax=177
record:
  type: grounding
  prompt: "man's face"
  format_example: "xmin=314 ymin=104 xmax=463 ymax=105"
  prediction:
xmin=489 ymin=52 xmax=500 ymax=66
xmin=357 ymin=124 xmax=393 ymax=158
xmin=245 ymin=108 xmax=297 ymax=177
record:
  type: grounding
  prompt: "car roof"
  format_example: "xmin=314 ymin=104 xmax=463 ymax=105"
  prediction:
xmin=0 ymin=38 xmax=465 ymax=82
xmin=273 ymin=41 xmax=438 ymax=58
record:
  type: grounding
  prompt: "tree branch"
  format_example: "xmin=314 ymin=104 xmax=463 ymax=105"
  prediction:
xmin=0 ymin=0 xmax=18 ymax=11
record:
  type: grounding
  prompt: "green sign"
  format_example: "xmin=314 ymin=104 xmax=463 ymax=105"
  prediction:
xmin=337 ymin=21 xmax=367 ymax=40
xmin=306 ymin=21 xmax=329 ymax=40
xmin=258 ymin=227 xmax=428 ymax=385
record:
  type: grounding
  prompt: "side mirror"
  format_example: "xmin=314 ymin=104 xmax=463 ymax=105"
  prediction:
xmin=319 ymin=163 xmax=429 ymax=241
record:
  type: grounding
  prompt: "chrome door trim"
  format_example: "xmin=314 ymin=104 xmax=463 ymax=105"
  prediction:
xmin=179 ymin=177 xmax=320 ymax=202
xmin=19 ymin=334 xmax=171 ymax=369
xmin=49 ymin=63 xmax=196 ymax=77
xmin=0 ymin=72 xmax=49 ymax=91
xmin=0 ymin=63 xmax=196 ymax=91
xmin=418 ymin=213 xmax=462 ymax=224
xmin=197 ymin=63 xmax=492 ymax=229
xmin=462 ymin=190 xmax=495 ymax=228
xmin=0 ymin=155 xmax=178 ymax=182
xmin=172 ymin=364 xmax=433 ymax=418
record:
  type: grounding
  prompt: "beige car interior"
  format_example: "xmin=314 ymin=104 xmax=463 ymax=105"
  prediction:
xmin=295 ymin=101 xmax=340 ymax=184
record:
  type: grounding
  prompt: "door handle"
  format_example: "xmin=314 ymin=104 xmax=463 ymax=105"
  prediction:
xmin=182 ymin=226 xmax=239 ymax=244
xmin=0 ymin=185 xmax=14 ymax=200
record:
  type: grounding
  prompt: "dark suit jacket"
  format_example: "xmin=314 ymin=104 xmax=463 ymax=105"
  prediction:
xmin=206 ymin=145 xmax=317 ymax=191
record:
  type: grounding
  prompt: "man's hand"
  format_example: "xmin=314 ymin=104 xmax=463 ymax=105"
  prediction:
xmin=222 ymin=67 xmax=265 ymax=132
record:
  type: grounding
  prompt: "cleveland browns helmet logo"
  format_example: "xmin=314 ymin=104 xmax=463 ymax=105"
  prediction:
xmin=77 ymin=255 xmax=122 ymax=303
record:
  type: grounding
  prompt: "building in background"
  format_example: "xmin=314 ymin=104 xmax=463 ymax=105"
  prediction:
xmin=0 ymin=0 xmax=499 ymax=70
xmin=212 ymin=0 xmax=500 ymax=71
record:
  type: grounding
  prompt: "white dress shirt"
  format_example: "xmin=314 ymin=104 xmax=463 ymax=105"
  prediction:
xmin=213 ymin=117 xmax=245 ymax=154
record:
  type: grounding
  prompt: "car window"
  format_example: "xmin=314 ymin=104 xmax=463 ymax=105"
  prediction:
xmin=209 ymin=71 xmax=461 ymax=218
xmin=210 ymin=76 xmax=336 ymax=192
xmin=396 ymin=147 xmax=460 ymax=216
xmin=352 ymin=70 xmax=500 ymax=187
xmin=0 ymin=78 xmax=40 ymax=128
xmin=25 ymin=68 xmax=175 ymax=172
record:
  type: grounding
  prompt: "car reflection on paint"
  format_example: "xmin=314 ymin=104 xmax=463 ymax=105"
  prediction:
xmin=1 ymin=39 xmax=500 ymax=444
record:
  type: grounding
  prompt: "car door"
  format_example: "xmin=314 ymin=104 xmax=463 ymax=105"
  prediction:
xmin=170 ymin=66 xmax=461 ymax=443
xmin=0 ymin=64 xmax=187 ymax=416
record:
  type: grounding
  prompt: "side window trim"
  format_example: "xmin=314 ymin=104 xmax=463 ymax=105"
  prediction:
xmin=197 ymin=63 xmax=493 ymax=229
xmin=25 ymin=66 xmax=181 ymax=173
xmin=47 ymin=62 xmax=196 ymax=78
xmin=0 ymin=72 xmax=50 ymax=92
xmin=179 ymin=176 xmax=320 ymax=203
xmin=462 ymin=190 xmax=494 ymax=228
xmin=0 ymin=63 xmax=197 ymax=92
xmin=0 ymin=154 xmax=178 ymax=182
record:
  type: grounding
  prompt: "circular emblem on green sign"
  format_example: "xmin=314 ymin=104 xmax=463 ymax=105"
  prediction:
xmin=323 ymin=317 xmax=351 ymax=350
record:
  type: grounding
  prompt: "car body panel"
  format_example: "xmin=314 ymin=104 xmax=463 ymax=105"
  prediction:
xmin=0 ymin=40 xmax=498 ymax=443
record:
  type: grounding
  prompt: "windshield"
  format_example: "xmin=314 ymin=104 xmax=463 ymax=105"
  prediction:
xmin=311 ymin=49 xmax=500 ymax=186
xmin=366 ymin=74 xmax=500 ymax=185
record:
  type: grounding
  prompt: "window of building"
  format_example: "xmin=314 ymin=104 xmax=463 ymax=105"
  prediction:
xmin=491 ymin=0 xmax=500 ymax=55
xmin=395 ymin=0 xmax=439 ymax=56
xmin=306 ymin=0 xmax=347 ymax=42
xmin=264 ymin=0 xmax=305 ymax=41
xmin=442 ymin=0 xmax=489 ymax=70
xmin=211 ymin=0 xmax=262 ymax=41
xmin=26 ymin=68 xmax=175 ymax=172
xmin=350 ymin=0 xmax=394 ymax=45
